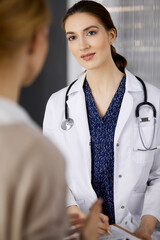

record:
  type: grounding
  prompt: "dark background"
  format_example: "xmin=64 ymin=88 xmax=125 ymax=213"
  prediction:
xmin=19 ymin=0 xmax=67 ymax=127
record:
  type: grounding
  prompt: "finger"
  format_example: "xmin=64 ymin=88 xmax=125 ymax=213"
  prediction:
xmin=68 ymin=213 xmax=80 ymax=221
xmin=90 ymin=198 xmax=103 ymax=214
xmin=68 ymin=226 xmax=82 ymax=236
xmin=98 ymin=228 xmax=110 ymax=236
xmin=99 ymin=213 xmax=109 ymax=224
xmin=98 ymin=221 xmax=111 ymax=231
xmin=70 ymin=217 xmax=85 ymax=226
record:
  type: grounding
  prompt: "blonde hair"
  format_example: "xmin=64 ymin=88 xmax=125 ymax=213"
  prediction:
xmin=0 ymin=0 xmax=51 ymax=58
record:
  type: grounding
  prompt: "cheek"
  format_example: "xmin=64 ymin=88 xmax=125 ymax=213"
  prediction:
xmin=68 ymin=43 xmax=78 ymax=58
xmin=94 ymin=37 xmax=109 ymax=51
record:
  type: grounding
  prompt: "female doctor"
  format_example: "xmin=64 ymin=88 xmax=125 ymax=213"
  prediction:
xmin=43 ymin=1 xmax=160 ymax=239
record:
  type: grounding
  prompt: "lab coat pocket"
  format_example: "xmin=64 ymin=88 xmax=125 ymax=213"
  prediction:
xmin=132 ymin=122 xmax=155 ymax=164
xmin=133 ymin=117 xmax=155 ymax=151
xmin=132 ymin=149 xmax=154 ymax=165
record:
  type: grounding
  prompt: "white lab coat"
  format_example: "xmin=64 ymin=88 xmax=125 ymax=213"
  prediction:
xmin=43 ymin=70 xmax=160 ymax=238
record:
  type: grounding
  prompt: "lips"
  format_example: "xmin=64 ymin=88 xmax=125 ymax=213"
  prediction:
xmin=80 ymin=53 xmax=95 ymax=61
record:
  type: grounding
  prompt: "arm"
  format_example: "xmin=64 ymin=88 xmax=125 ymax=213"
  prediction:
xmin=137 ymin=101 xmax=160 ymax=238
xmin=67 ymin=206 xmax=87 ymax=219
xmin=80 ymin=199 xmax=103 ymax=240
xmin=66 ymin=199 xmax=104 ymax=240
xmin=4 ymin=125 xmax=67 ymax=240
xmin=134 ymin=215 xmax=157 ymax=240
xmin=67 ymin=203 xmax=111 ymax=238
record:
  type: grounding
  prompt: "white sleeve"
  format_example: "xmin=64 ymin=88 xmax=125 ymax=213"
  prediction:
xmin=141 ymin=101 xmax=160 ymax=222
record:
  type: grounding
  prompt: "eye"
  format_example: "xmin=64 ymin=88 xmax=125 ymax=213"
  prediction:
xmin=87 ymin=31 xmax=97 ymax=36
xmin=67 ymin=35 xmax=76 ymax=41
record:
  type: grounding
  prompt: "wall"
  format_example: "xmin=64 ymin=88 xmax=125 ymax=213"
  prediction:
xmin=19 ymin=0 xmax=67 ymax=127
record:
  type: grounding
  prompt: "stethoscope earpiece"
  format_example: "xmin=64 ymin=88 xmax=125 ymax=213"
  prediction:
xmin=61 ymin=118 xmax=74 ymax=131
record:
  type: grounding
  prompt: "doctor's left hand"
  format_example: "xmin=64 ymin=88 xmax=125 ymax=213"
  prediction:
xmin=134 ymin=215 xmax=157 ymax=240
xmin=134 ymin=227 xmax=152 ymax=240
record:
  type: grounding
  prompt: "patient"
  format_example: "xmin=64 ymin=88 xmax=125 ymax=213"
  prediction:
xmin=0 ymin=0 xmax=102 ymax=239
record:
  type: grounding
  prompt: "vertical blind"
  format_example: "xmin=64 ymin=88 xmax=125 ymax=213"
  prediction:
xmin=103 ymin=0 xmax=160 ymax=87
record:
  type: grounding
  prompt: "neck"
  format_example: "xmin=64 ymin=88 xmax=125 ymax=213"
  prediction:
xmin=0 ymin=54 xmax=27 ymax=102
xmin=0 ymin=78 xmax=20 ymax=102
xmin=0 ymin=64 xmax=23 ymax=102
xmin=86 ymin=59 xmax=124 ymax=94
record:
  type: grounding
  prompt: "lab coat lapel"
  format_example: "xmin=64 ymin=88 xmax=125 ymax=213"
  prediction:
xmin=114 ymin=70 xmax=142 ymax=146
xmin=67 ymin=88 xmax=90 ymax=147
xmin=66 ymin=74 xmax=91 ymax=165
xmin=67 ymin=87 xmax=97 ymax=202
xmin=114 ymin=91 xmax=133 ymax=146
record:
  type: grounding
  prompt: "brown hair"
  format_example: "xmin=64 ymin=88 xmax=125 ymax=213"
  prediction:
xmin=62 ymin=0 xmax=127 ymax=73
xmin=0 ymin=0 xmax=51 ymax=58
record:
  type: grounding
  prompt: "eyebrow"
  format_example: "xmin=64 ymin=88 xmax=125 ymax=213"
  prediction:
xmin=66 ymin=25 xmax=99 ymax=35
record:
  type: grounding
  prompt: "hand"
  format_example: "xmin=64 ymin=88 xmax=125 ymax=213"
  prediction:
xmin=98 ymin=212 xmax=111 ymax=236
xmin=68 ymin=213 xmax=86 ymax=236
xmin=134 ymin=227 xmax=152 ymax=240
xmin=134 ymin=215 xmax=157 ymax=240
xmin=67 ymin=200 xmax=111 ymax=240
xmin=66 ymin=202 xmax=101 ymax=240
xmin=67 ymin=205 xmax=87 ymax=219
xmin=80 ymin=199 xmax=103 ymax=240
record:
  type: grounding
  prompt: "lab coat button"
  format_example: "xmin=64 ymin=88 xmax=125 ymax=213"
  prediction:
xmin=121 ymin=206 xmax=125 ymax=209
xmin=116 ymin=143 xmax=119 ymax=147
xmin=125 ymin=221 xmax=128 ymax=225
xmin=118 ymin=174 xmax=122 ymax=178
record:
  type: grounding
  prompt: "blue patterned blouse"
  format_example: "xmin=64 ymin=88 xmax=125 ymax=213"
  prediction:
xmin=83 ymin=75 xmax=126 ymax=224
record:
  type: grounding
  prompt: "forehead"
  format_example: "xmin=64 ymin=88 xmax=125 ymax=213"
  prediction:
xmin=65 ymin=12 xmax=103 ymax=32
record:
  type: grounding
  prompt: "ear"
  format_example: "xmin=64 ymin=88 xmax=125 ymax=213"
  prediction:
xmin=27 ymin=27 xmax=46 ymax=55
xmin=108 ymin=28 xmax=117 ymax=45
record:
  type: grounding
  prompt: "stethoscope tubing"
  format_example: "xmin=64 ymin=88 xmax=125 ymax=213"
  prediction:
xmin=62 ymin=75 xmax=158 ymax=151
xmin=64 ymin=79 xmax=77 ymax=119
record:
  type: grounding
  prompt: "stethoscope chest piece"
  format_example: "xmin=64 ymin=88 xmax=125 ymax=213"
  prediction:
xmin=61 ymin=118 xmax=74 ymax=131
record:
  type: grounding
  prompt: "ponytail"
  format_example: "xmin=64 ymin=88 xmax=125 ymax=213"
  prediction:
xmin=111 ymin=45 xmax=127 ymax=73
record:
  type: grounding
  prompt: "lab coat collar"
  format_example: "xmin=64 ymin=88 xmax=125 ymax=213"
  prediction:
xmin=67 ymin=69 xmax=143 ymax=96
xmin=125 ymin=69 xmax=143 ymax=93
xmin=67 ymin=71 xmax=87 ymax=95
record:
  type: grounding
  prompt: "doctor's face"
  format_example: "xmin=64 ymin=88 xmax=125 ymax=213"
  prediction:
xmin=65 ymin=12 xmax=115 ymax=71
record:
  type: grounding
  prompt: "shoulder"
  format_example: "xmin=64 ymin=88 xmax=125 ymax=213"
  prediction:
xmin=0 ymin=123 xmax=65 ymax=171
xmin=145 ymin=81 xmax=160 ymax=96
xmin=126 ymin=69 xmax=160 ymax=97
xmin=46 ymin=73 xmax=86 ymax=108
xmin=44 ymin=86 xmax=68 ymax=116
xmin=47 ymin=86 xmax=68 ymax=105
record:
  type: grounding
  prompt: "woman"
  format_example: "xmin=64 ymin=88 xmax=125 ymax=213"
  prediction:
xmin=0 ymin=0 xmax=68 ymax=239
xmin=43 ymin=1 xmax=160 ymax=239
xmin=0 ymin=0 xmax=101 ymax=239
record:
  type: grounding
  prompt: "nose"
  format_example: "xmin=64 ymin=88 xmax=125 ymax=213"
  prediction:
xmin=79 ymin=36 xmax=90 ymax=51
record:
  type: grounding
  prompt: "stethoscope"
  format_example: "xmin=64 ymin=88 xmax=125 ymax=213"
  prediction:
xmin=61 ymin=79 xmax=77 ymax=131
xmin=61 ymin=76 xmax=159 ymax=151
